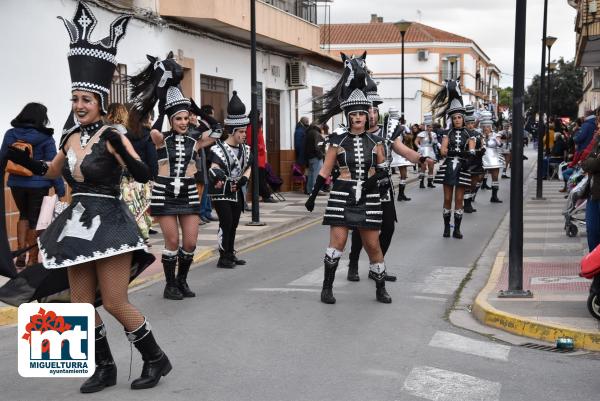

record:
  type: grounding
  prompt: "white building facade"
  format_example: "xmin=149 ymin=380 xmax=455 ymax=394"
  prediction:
xmin=321 ymin=15 xmax=501 ymax=125
xmin=1 ymin=0 xmax=341 ymax=189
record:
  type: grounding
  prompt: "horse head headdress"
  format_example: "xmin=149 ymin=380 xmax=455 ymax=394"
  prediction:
xmin=130 ymin=51 xmax=184 ymax=118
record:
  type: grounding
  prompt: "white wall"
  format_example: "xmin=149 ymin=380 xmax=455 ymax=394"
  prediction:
xmin=366 ymin=52 xmax=439 ymax=82
xmin=0 ymin=0 xmax=339 ymax=152
xmin=376 ymin=77 xmax=425 ymax=125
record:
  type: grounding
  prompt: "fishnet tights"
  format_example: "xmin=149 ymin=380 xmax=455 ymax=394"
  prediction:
xmin=158 ymin=214 xmax=200 ymax=252
xmin=68 ymin=253 xmax=144 ymax=332
xmin=329 ymin=225 xmax=383 ymax=263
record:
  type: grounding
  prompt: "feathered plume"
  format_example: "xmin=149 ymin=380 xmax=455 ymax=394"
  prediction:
xmin=431 ymin=79 xmax=463 ymax=119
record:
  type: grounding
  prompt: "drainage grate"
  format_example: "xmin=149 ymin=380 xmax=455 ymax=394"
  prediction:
xmin=520 ymin=342 xmax=575 ymax=353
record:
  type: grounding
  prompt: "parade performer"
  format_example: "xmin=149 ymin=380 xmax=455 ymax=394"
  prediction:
xmin=208 ymin=92 xmax=252 ymax=269
xmin=432 ymin=80 xmax=475 ymax=239
xmin=131 ymin=52 xmax=219 ymax=300
xmin=464 ymin=105 xmax=485 ymax=213
xmin=499 ymin=121 xmax=512 ymax=178
xmin=415 ymin=113 xmax=438 ymax=189
xmin=346 ymin=80 xmax=426 ymax=282
xmin=480 ymin=111 xmax=504 ymax=203
xmin=388 ymin=107 xmax=415 ymax=201
xmin=6 ymin=2 xmax=170 ymax=392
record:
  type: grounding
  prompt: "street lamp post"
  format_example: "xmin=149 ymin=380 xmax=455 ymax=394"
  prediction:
xmin=248 ymin=0 xmax=264 ymax=226
xmin=544 ymin=36 xmax=557 ymax=152
xmin=535 ymin=0 xmax=549 ymax=200
xmin=498 ymin=0 xmax=532 ymax=298
xmin=547 ymin=61 xmax=557 ymax=140
xmin=395 ymin=20 xmax=411 ymax=120
xmin=448 ymin=56 xmax=458 ymax=80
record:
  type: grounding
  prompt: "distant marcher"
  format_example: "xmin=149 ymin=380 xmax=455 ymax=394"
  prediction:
xmin=294 ymin=116 xmax=309 ymax=166
xmin=303 ymin=123 xmax=324 ymax=193
xmin=0 ymin=103 xmax=65 ymax=269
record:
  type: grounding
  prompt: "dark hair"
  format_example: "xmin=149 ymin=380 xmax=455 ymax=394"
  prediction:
xmin=200 ymin=105 xmax=214 ymax=116
xmin=11 ymin=102 xmax=49 ymax=129
xmin=127 ymin=107 xmax=146 ymax=139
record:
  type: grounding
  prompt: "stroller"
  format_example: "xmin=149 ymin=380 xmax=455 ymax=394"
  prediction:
xmin=563 ymin=169 xmax=587 ymax=238
xmin=265 ymin=162 xmax=286 ymax=202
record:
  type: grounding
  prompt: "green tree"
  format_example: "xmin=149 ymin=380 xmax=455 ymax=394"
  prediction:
xmin=498 ymin=87 xmax=513 ymax=108
xmin=524 ymin=57 xmax=583 ymax=120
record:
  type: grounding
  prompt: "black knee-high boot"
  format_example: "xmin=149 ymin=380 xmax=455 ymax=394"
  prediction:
xmin=347 ymin=259 xmax=360 ymax=282
xmin=419 ymin=176 xmax=425 ymax=188
xmin=322 ymin=253 xmax=340 ymax=304
xmin=368 ymin=263 xmax=392 ymax=304
xmin=397 ymin=183 xmax=411 ymax=201
xmin=127 ymin=318 xmax=172 ymax=390
xmin=464 ymin=194 xmax=476 ymax=213
xmin=80 ymin=323 xmax=116 ymax=393
xmin=481 ymin=177 xmax=491 ymax=189
xmin=177 ymin=248 xmax=196 ymax=298
xmin=453 ymin=211 xmax=464 ymax=239
xmin=443 ymin=209 xmax=452 ymax=238
xmin=162 ymin=251 xmax=183 ymax=300
xmin=427 ymin=176 xmax=436 ymax=188
xmin=491 ymin=185 xmax=503 ymax=203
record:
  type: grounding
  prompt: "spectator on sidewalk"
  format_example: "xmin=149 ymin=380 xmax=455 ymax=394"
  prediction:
xmin=0 ymin=102 xmax=65 ymax=269
xmin=294 ymin=116 xmax=309 ymax=166
xmin=303 ymin=123 xmax=324 ymax=193
xmin=247 ymin=110 xmax=277 ymax=203
xmin=575 ymin=110 xmax=596 ymax=157
xmin=581 ymin=133 xmax=600 ymax=291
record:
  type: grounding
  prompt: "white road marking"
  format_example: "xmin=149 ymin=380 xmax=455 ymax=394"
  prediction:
xmin=429 ymin=331 xmax=510 ymax=361
xmin=412 ymin=295 xmax=448 ymax=302
xmin=287 ymin=261 xmax=365 ymax=288
xmin=418 ymin=267 xmax=470 ymax=295
xmin=403 ymin=366 xmax=501 ymax=401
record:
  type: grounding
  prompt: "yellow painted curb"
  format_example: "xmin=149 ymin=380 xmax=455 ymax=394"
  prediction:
xmin=472 ymin=252 xmax=600 ymax=351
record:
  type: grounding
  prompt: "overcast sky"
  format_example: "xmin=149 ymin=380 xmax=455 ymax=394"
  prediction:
xmin=320 ymin=0 xmax=577 ymax=88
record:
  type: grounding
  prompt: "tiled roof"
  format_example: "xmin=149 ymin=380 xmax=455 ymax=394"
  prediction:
xmin=320 ymin=22 xmax=473 ymax=45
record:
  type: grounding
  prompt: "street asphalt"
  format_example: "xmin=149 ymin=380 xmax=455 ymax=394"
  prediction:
xmin=1 ymin=147 xmax=599 ymax=401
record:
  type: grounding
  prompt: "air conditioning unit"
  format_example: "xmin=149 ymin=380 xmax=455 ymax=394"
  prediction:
xmin=593 ymin=68 xmax=600 ymax=91
xmin=417 ymin=50 xmax=429 ymax=61
xmin=287 ymin=60 xmax=308 ymax=89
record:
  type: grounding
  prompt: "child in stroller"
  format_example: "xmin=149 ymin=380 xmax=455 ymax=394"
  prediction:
xmin=564 ymin=168 xmax=588 ymax=237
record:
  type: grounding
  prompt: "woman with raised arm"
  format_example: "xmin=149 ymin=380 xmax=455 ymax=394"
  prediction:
xmin=6 ymin=2 xmax=170 ymax=393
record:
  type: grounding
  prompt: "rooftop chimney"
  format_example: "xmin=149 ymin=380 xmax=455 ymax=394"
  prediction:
xmin=377 ymin=17 xmax=383 ymax=23
xmin=370 ymin=14 xmax=378 ymax=23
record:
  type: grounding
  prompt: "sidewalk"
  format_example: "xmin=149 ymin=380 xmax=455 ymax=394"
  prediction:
xmin=473 ymin=178 xmax=600 ymax=351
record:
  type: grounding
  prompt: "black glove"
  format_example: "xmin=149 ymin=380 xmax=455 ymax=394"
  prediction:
xmin=363 ymin=169 xmax=388 ymax=193
xmin=477 ymin=148 xmax=486 ymax=156
xmin=305 ymin=174 xmax=326 ymax=212
xmin=6 ymin=146 xmax=48 ymax=176
xmin=152 ymin=112 xmax=165 ymax=132
xmin=209 ymin=168 xmax=227 ymax=187
xmin=446 ymin=149 xmax=460 ymax=157
xmin=102 ymin=130 xmax=151 ymax=183
xmin=377 ymin=175 xmax=392 ymax=198
xmin=237 ymin=176 xmax=248 ymax=187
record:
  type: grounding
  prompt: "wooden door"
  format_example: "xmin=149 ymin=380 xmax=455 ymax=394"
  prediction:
xmin=265 ymin=89 xmax=281 ymax=177
xmin=200 ymin=75 xmax=230 ymax=123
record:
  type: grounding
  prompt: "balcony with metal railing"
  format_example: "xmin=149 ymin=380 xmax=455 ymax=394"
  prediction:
xmin=158 ymin=0 xmax=322 ymax=55
xmin=573 ymin=0 xmax=600 ymax=66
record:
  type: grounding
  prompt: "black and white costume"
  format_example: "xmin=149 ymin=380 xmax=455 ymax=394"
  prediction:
xmin=417 ymin=113 xmax=438 ymax=188
xmin=433 ymin=128 xmax=472 ymax=187
xmin=209 ymin=92 xmax=252 ymax=268
xmin=480 ymin=111 xmax=504 ymax=203
xmin=463 ymin=104 xmax=484 ymax=213
xmin=40 ymin=122 xmax=148 ymax=269
xmin=5 ymin=2 xmax=171 ymax=393
xmin=323 ymin=125 xmax=384 ymax=230
xmin=151 ymin=120 xmax=201 ymax=216
xmin=308 ymin=72 xmax=392 ymax=304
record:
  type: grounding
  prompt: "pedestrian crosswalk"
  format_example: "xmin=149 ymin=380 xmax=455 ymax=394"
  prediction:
xmin=403 ymin=365 xmax=502 ymax=401
xmin=428 ymin=330 xmax=511 ymax=361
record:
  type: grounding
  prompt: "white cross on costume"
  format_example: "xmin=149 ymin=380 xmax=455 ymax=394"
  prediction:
xmin=171 ymin=177 xmax=184 ymax=197
xmin=78 ymin=10 xmax=93 ymax=39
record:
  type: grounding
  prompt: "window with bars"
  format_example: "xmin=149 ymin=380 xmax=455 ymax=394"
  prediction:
xmin=108 ymin=63 xmax=128 ymax=105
